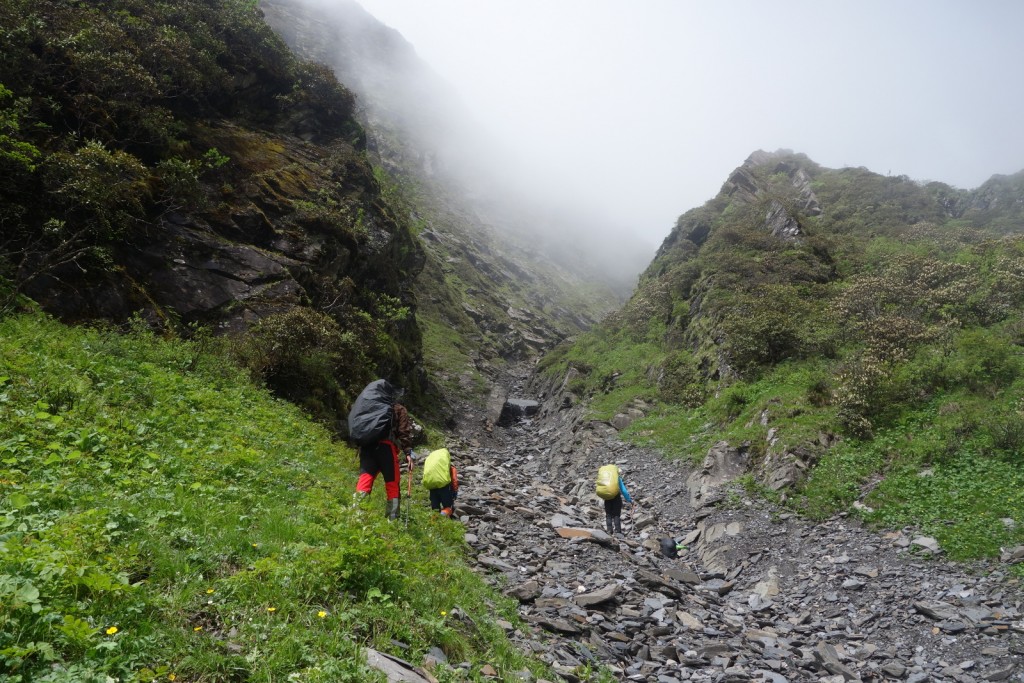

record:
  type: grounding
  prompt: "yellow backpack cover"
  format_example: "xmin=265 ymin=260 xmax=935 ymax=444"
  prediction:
xmin=595 ymin=464 xmax=620 ymax=500
xmin=422 ymin=448 xmax=452 ymax=490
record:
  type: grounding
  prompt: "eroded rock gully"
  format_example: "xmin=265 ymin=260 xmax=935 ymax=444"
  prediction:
xmin=438 ymin=371 xmax=1024 ymax=683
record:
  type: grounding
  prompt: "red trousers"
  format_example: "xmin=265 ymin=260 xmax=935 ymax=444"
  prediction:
xmin=356 ymin=440 xmax=401 ymax=499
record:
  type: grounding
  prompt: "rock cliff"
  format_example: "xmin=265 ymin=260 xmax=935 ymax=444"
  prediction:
xmin=0 ymin=0 xmax=427 ymax=423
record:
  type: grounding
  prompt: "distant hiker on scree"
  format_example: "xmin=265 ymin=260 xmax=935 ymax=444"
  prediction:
xmin=595 ymin=463 xmax=633 ymax=535
xmin=347 ymin=379 xmax=414 ymax=520
xmin=421 ymin=447 xmax=459 ymax=518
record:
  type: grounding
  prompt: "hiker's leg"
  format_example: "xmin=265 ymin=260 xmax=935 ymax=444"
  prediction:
xmin=380 ymin=442 xmax=400 ymax=501
xmin=356 ymin=446 xmax=381 ymax=494
xmin=438 ymin=484 xmax=456 ymax=517
xmin=607 ymin=495 xmax=623 ymax=535
xmin=603 ymin=499 xmax=615 ymax=534
xmin=377 ymin=443 xmax=401 ymax=519
xmin=429 ymin=488 xmax=442 ymax=511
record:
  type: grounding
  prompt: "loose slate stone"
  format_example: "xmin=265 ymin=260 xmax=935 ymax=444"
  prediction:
xmin=937 ymin=620 xmax=969 ymax=634
xmin=911 ymin=536 xmax=940 ymax=553
xmin=881 ymin=662 xmax=907 ymax=678
xmin=554 ymin=527 xmax=614 ymax=547
xmin=676 ymin=611 xmax=703 ymax=630
xmin=365 ymin=648 xmax=439 ymax=683
xmin=452 ymin=395 xmax=1024 ymax=683
xmin=813 ymin=642 xmax=859 ymax=681
xmin=477 ymin=556 xmax=516 ymax=572
xmin=913 ymin=600 xmax=961 ymax=621
xmin=636 ymin=570 xmax=682 ymax=598
xmin=985 ymin=663 xmax=1018 ymax=681
xmin=574 ymin=584 xmax=620 ymax=607
xmin=507 ymin=580 xmax=541 ymax=603
xmin=526 ymin=615 xmax=582 ymax=635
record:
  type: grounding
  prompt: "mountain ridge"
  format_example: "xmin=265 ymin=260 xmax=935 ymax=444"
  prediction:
xmin=258 ymin=0 xmax=636 ymax=410
xmin=535 ymin=145 xmax=1024 ymax=562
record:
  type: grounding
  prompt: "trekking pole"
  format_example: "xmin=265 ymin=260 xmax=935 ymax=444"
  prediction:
xmin=402 ymin=454 xmax=412 ymax=528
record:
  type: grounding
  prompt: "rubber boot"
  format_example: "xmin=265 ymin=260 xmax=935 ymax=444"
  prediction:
xmin=386 ymin=497 xmax=400 ymax=521
xmin=606 ymin=514 xmax=614 ymax=535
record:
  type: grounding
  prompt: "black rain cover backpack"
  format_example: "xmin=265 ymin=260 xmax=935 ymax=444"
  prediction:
xmin=348 ymin=379 xmax=395 ymax=446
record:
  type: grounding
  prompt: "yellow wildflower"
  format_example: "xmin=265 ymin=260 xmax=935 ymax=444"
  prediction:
xmin=267 ymin=607 xmax=276 ymax=613
xmin=105 ymin=626 xmax=118 ymax=635
xmin=206 ymin=588 xmax=214 ymax=594
xmin=317 ymin=610 xmax=327 ymax=618
xmin=193 ymin=626 xmax=203 ymax=632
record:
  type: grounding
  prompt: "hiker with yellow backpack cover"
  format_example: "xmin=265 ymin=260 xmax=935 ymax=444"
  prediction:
xmin=422 ymin=447 xmax=459 ymax=517
xmin=595 ymin=464 xmax=633 ymax=535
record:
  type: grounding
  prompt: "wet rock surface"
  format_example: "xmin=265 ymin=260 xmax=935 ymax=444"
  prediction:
xmin=441 ymin=372 xmax=1024 ymax=682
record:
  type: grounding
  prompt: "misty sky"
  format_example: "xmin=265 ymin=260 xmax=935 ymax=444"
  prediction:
xmin=353 ymin=0 xmax=1024 ymax=248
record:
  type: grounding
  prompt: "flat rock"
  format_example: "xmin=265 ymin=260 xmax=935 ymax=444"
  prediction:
xmin=365 ymin=648 xmax=439 ymax=682
xmin=574 ymin=584 xmax=620 ymax=607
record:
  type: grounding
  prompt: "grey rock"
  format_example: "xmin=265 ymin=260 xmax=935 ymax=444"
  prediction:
xmin=914 ymin=600 xmax=961 ymax=621
xmin=508 ymin=580 xmax=541 ymax=603
xmin=574 ymin=584 xmax=620 ymax=608
xmin=813 ymin=642 xmax=859 ymax=681
xmin=365 ymin=648 xmax=438 ymax=682
xmin=984 ymin=663 xmax=1017 ymax=681
xmin=881 ymin=662 xmax=907 ymax=678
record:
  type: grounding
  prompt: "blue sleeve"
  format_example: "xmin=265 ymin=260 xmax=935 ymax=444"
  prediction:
xmin=619 ymin=478 xmax=632 ymax=503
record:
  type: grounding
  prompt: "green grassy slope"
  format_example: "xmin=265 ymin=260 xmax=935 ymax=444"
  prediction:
xmin=0 ymin=313 xmax=548 ymax=682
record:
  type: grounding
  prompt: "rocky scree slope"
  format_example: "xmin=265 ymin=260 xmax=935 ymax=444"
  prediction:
xmin=438 ymin=367 xmax=1024 ymax=683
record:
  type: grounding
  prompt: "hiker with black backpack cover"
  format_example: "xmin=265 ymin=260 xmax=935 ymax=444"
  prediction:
xmin=348 ymin=379 xmax=414 ymax=520
xmin=595 ymin=464 xmax=634 ymax=536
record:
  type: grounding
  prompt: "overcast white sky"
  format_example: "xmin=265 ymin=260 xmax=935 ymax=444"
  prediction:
xmin=353 ymin=0 xmax=1024 ymax=248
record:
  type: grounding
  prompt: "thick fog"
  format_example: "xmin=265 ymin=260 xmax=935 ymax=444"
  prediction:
xmin=341 ymin=0 xmax=1023 ymax=250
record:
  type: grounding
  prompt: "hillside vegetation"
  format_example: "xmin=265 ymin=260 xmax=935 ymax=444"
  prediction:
xmin=0 ymin=0 xmax=431 ymax=427
xmin=539 ymin=152 xmax=1024 ymax=562
xmin=0 ymin=312 xmax=552 ymax=683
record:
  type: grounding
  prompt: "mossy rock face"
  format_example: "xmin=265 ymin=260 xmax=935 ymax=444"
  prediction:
xmin=1 ymin=0 xmax=432 ymax=426
xmin=26 ymin=121 xmax=416 ymax=331
xmin=22 ymin=119 xmax=425 ymax=416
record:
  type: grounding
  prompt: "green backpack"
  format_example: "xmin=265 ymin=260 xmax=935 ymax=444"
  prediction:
xmin=422 ymin=448 xmax=453 ymax=490
xmin=595 ymin=464 xmax=620 ymax=500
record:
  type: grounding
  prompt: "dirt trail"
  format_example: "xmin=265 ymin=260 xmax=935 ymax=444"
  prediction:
xmin=438 ymin=370 xmax=1024 ymax=683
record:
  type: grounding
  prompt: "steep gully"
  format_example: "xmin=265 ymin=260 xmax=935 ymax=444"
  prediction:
xmin=426 ymin=365 xmax=1024 ymax=683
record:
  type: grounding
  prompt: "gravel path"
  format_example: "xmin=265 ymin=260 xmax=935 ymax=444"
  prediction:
xmin=438 ymin=370 xmax=1024 ymax=683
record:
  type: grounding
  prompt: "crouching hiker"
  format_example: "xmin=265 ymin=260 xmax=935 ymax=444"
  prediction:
xmin=347 ymin=379 xmax=414 ymax=520
xmin=595 ymin=464 xmax=633 ymax=535
xmin=422 ymin=447 xmax=459 ymax=518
